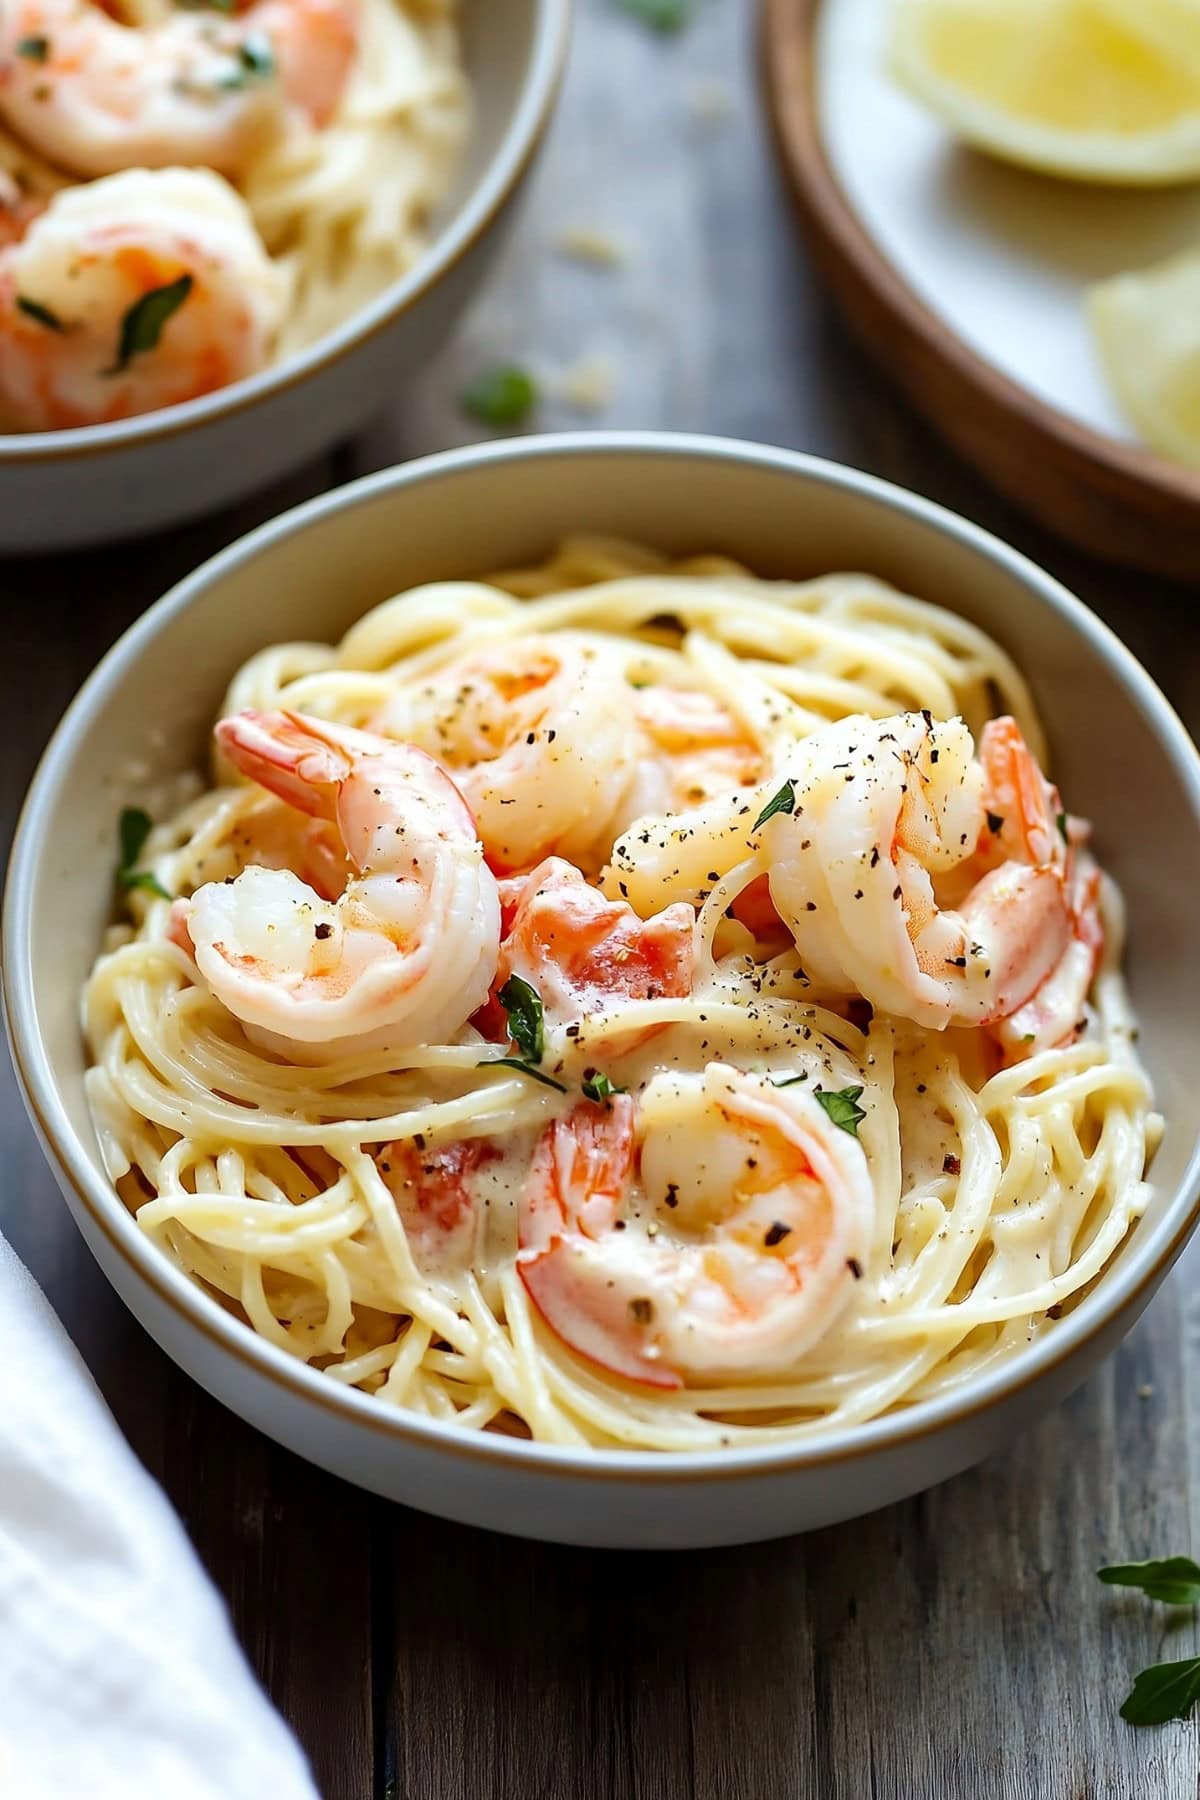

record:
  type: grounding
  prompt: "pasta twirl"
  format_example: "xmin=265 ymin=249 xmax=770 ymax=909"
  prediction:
xmin=82 ymin=541 xmax=1159 ymax=1451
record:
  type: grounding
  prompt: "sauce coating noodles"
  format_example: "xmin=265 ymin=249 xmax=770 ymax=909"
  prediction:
xmin=83 ymin=541 xmax=1158 ymax=1450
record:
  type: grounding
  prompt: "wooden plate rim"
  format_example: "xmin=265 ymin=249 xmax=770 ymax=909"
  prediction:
xmin=761 ymin=0 xmax=1200 ymax=518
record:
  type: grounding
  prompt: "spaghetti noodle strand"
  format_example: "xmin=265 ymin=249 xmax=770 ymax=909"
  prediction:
xmin=82 ymin=542 xmax=1157 ymax=1450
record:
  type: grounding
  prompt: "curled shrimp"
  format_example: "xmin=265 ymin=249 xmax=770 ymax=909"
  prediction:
xmin=0 ymin=166 xmax=286 ymax=430
xmin=990 ymin=842 xmax=1103 ymax=1057
xmin=492 ymin=857 xmax=694 ymax=1031
xmin=620 ymin=683 xmax=767 ymax=821
xmin=226 ymin=794 xmax=351 ymax=900
xmin=517 ymin=1066 xmax=875 ymax=1389
xmin=762 ymin=711 xmax=1100 ymax=1036
xmin=0 ymin=0 xmax=357 ymax=180
xmin=375 ymin=634 xmax=641 ymax=874
xmin=173 ymin=709 xmax=500 ymax=1061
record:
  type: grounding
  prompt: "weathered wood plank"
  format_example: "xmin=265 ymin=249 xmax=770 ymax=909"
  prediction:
xmin=165 ymin=1376 xmax=374 ymax=1800
xmin=358 ymin=3 xmax=1200 ymax=1798
xmin=2 ymin=0 xmax=1199 ymax=1795
xmin=0 ymin=455 xmax=376 ymax=1800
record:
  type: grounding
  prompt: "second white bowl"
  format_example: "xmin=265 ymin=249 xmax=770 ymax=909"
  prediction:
xmin=0 ymin=0 xmax=569 ymax=552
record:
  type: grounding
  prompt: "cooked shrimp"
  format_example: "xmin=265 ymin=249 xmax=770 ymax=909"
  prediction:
xmin=620 ymin=683 xmax=766 ymax=821
xmin=492 ymin=857 xmax=694 ymax=1031
xmin=0 ymin=168 xmax=42 ymax=249
xmin=0 ymin=0 xmax=357 ymax=180
xmin=174 ymin=709 xmax=500 ymax=1061
xmin=990 ymin=843 xmax=1104 ymax=1057
xmin=227 ymin=794 xmax=350 ymax=901
xmin=518 ymin=1066 xmax=874 ymax=1388
xmin=375 ymin=1138 xmax=496 ymax=1274
xmin=375 ymin=634 xmax=640 ymax=874
xmin=0 ymin=167 xmax=285 ymax=431
xmin=762 ymin=711 xmax=1099 ymax=1033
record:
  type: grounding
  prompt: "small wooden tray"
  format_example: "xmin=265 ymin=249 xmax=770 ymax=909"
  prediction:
xmin=761 ymin=0 xmax=1200 ymax=581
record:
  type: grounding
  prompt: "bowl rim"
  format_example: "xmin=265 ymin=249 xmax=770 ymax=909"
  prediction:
xmin=0 ymin=0 xmax=572 ymax=465
xmin=7 ymin=429 xmax=1200 ymax=1484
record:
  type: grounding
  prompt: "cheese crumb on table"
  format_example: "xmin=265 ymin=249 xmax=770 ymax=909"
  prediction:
xmin=685 ymin=76 xmax=736 ymax=129
xmin=555 ymin=354 xmax=617 ymax=413
xmin=556 ymin=226 xmax=630 ymax=267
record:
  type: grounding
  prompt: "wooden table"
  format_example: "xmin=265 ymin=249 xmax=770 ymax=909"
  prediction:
xmin=4 ymin=4 xmax=1199 ymax=1795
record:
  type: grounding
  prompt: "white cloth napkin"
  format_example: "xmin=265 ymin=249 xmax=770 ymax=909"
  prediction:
xmin=0 ymin=1235 xmax=319 ymax=1799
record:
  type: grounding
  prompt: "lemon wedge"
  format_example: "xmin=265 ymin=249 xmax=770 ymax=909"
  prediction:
xmin=1089 ymin=251 xmax=1200 ymax=467
xmin=890 ymin=0 xmax=1200 ymax=185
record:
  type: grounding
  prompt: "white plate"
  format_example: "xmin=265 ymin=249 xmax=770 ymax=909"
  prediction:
xmin=816 ymin=0 xmax=1200 ymax=447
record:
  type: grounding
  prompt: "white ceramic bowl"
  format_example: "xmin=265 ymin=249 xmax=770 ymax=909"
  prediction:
xmin=0 ymin=0 xmax=569 ymax=553
xmin=6 ymin=433 xmax=1200 ymax=1548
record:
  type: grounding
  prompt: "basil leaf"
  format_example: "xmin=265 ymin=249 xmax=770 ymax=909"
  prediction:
xmin=117 ymin=808 xmax=170 ymax=901
xmin=17 ymin=294 xmax=64 ymax=332
xmin=582 ymin=1070 xmax=625 ymax=1103
xmin=460 ymin=366 xmax=538 ymax=428
xmin=752 ymin=779 xmax=795 ymax=833
xmin=1119 ymin=1656 xmax=1200 ymax=1727
xmin=814 ymin=1085 xmax=866 ymax=1137
xmin=498 ymin=973 xmax=544 ymax=1064
xmin=617 ymin=0 xmax=691 ymax=31
xmin=1099 ymin=1558 xmax=1200 ymax=1607
xmin=110 ymin=276 xmax=193 ymax=373
xmin=119 ymin=807 xmax=153 ymax=872
xmin=16 ymin=34 xmax=49 ymax=60
xmin=477 ymin=1057 xmax=567 ymax=1094
xmin=218 ymin=32 xmax=276 ymax=87
xmin=772 ymin=1071 xmax=809 ymax=1088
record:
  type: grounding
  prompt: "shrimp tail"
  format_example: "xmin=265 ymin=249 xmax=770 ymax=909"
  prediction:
xmin=216 ymin=708 xmax=349 ymax=819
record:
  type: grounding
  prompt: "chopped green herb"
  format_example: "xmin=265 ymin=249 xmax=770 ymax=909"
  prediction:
xmin=16 ymin=34 xmax=49 ymax=60
xmin=481 ymin=976 xmax=566 ymax=1090
xmin=498 ymin=973 xmax=544 ymax=1064
xmin=1119 ymin=1656 xmax=1200 ymax=1727
xmin=109 ymin=275 xmax=193 ymax=374
xmin=117 ymin=807 xmax=170 ymax=901
xmin=1099 ymin=1558 xmax=1200 ymax=1607
xmin=460 ymin=365 xmax=538 ymax=429
xmin=120 ymin=808 xmax=153 ymax=873
xmin=476 ymin=1057 xmax=568 ymax=1094
xmin=814 ymin=1085 xmax=866 ymax=1137
xmin=1056 ymin=810 xmax=1069 ymax=843
xmin=772 ymin=1071 xmax=809 ymax=1088
xmin=217 ymin=33 xmax=277 ymax=87
xmin=752 ymin=779 xmax=796 ymax=833
xmin=1098 ymin=1556 xmax=1200 ymax=1724
xmin=174 ymin=0 xmax=236 ymax=11
xmin=616 ymin=0 xmax=692 ymax=32
xmin=582 ymin=1069 xmax=625 ymax=1103
xmin=123 ymin=870 xmax=172 ymax=899
xmin=16 ymin=295 xmax=63 ymax=332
